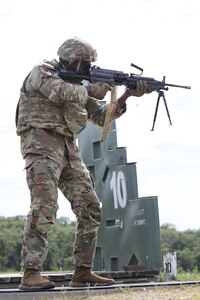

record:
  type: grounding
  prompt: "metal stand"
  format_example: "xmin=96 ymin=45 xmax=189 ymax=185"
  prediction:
xmin=151 ymin=90 xmax=172 ymax=131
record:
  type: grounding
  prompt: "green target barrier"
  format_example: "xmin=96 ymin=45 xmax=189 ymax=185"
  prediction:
xmin=78 ymin=120 xmax=162 ymax=274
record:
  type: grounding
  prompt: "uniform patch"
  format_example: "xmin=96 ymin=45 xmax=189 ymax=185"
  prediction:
xmin=44 ymin=69 xmax=55 ymax=76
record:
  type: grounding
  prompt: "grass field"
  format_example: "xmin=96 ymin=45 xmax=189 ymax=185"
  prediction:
xmin=45 ymin=285 xmax=200 ymax=300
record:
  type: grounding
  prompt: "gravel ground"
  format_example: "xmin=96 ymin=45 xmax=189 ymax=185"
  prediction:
xmin=58 ymin=285 xmax=200 ymax=300
xmin=90 ymin=286 xmax=200 ymax=300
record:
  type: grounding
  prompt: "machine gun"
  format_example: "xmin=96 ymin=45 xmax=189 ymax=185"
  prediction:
xmin=57 ymin=63 xmax=191 ymax=130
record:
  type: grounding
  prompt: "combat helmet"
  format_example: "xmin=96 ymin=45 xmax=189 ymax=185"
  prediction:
xmin=57 ymin=37 xmax=97 ymax=63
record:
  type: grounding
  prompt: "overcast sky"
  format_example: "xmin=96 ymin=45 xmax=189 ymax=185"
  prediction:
xmin=0 ymin=0 xmax=199 ymax=231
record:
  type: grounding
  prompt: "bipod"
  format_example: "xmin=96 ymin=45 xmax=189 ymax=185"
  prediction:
xmin=151 ymin=90 xmax=172 ymax=131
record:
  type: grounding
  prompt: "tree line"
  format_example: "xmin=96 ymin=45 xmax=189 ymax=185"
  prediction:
xmin=0 ymin=216 xmax=199 ymax=273
xmin=160 ymin=223 xmax=200 ymax=272
xmin=0 ymin=216 xmax=75 ymax=272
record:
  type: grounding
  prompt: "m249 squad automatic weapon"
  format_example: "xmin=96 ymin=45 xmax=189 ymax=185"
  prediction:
xmin=57 ymin=63 xmax=191 ymax=130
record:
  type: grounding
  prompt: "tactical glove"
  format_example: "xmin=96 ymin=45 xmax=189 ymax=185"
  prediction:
xmin=86 ymin=82 xmax=111 ymax=100
xmin=128 ymin=80 xmax=149 ymax=97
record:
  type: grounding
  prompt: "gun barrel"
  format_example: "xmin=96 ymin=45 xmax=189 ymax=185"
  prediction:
xmin=166 ymin=83 xmax=191 ymax=89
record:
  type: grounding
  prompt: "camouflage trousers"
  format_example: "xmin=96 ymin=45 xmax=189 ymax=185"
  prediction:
xmin=21 ymin=150 xmax=102 ymax=271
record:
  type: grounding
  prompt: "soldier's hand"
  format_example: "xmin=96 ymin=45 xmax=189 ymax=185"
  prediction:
xmin=86 ymin=82 xmax=111 ymax=100
xmin=127 ymin=80 xmax=150 ymax=97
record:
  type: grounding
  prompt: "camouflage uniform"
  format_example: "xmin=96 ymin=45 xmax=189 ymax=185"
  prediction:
xmin=16 ymin=57 xmax=125 ymax=271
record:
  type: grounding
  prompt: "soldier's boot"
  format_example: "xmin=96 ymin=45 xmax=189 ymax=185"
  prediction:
xmin=19 ymin=269 xmax=55 ymax=291
xmin=69 ymin=267 xmax=115 ymax=287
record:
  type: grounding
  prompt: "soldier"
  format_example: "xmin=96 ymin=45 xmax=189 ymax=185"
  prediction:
xmin=16 ymin=37 xmax=148 ymax=290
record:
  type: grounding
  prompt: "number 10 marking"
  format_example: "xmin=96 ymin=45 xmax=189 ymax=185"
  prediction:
xmin=110 ymin=171 xmax=127 ymax=209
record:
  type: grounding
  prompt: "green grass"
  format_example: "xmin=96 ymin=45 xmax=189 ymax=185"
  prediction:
xmin=177 ymin=267 xmax=200 ymax=281
xmin=158 ymin=267 xmax=200 ymax=282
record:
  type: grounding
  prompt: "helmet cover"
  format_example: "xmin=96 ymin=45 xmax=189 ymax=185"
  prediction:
xmin=57 ymin=37 xmax=97 ymax=62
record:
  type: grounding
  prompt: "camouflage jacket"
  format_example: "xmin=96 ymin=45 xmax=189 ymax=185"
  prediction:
xmin=16 ymin=59 xmax=125 ymax=165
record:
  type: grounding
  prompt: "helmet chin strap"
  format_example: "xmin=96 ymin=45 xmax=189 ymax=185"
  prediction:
xmin=59 ymin=58 xmax=69 ymax=70
xmin=76 ymin=59 xmax=82 ymax=72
